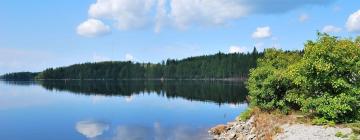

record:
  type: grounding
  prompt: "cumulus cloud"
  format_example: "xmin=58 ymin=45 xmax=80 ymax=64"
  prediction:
xmin=322 ymin=25 xmax=342 ymax=33
xmin=79 ymin=0 xmax=335 ymax=33
xmin=76 ymin=19 xmax=110 ymax=37
xmin=346 ymin=9 xmax=360 ymax=33
xmin=170 ymin=0 xmax=249 ymax=29
xmin=125 ymin=53 xmax=134 ymax=61
xmin=252 ymin=26 xmax=272 ymax=39
xmin=229 ymin=46 xmax=247 ymax=53
xmin=299 ymin=13 xmax=309 ymax=22
xmin=89 ymin=0 xmax=155 ymax=30
xmin=75 ymin=120 xmax=109 ymax=138
xmin=155 ymin=0 xmax=169 ymax=32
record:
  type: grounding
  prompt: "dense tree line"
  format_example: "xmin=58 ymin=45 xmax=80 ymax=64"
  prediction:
xmin=248 ymin=33 xmax=360 ymax=123
xmin=0 ymin=72 xmax=39 ymax=81
xmin=34 ymin=48 xmax=262 ymax=80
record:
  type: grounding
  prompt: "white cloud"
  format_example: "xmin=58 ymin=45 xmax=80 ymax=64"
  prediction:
xmin=77 ymin=19 xmax=110 ymax=37
xmin=89 ymin=0 xmax=155 ymax=30
xmin=346 ymin=9 xmax=360 ymax=33
xmin=299 ymin=13 xmax=309 ymax=22
xmin=252 ymin=26 xmax=272 ymax=39
xmin=229 ymin=46 xmax=247 ymax=53
xmin=322 ymin=25 xmax=342 ymax=33
xmin=125 ymin=53 xmax=134 ymax=61
xmin=155 ymin=0 xmax=169 ymax=33
xmin=170 ymin=0 xmax=249 ymax=29
xmin=75 ymin=120 xmax=109 ymax=138
xmin=80 ymin=0 xmax=334 ymax=32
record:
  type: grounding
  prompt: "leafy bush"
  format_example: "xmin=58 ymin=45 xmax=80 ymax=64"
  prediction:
xmin=247 ymin=33 xmax=360 ymax=122
xmin=335 ymin=131 xmax=344 ymax=138
xmin=247 ymin=49 xmax=302 ymax=113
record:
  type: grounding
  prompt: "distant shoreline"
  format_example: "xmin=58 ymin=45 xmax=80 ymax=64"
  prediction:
xmin=11 ymin=77 xmax=248 ymax=81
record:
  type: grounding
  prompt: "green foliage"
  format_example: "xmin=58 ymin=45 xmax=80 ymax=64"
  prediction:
xmin=238 ymin=108 xmax=253 ymax=121
xmin=0 ymin=72 xmax=38 ymax=80
xmin=328 ymin=121 xmax=336 ymax=127
xmin=311 ymin=117 xmax=335 ymax=126
xmin=248 ymin=33 xmax=360 ymax=122
xmin=335 ymin=131 xmax=344 ymax=138
xmin=347 ymin=122 xmax=360 ymax=134
xmin=247 ymin=49 xmax=302 ymax=112
xmin=33 ymin=50 xmax=262 ymax=80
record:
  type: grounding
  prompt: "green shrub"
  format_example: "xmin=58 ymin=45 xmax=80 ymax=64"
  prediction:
xmin=335 ymin=131 xmax=344 ymax=137
xmin=328 ymin=121 xmax=336 ymax=127
xmin=247 ymin=33 xmax=360 ymax=123
xmin=247 ymin=49 xmax=302 ymax=113
xmin=238 ymin=108 xmax=253 ymax=121
xmin=312 ymin=117 xmax=332 ymax=125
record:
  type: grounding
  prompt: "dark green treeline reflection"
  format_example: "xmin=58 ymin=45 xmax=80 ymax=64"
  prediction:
xmin=28 ymin=80 xmax=247 ymax=105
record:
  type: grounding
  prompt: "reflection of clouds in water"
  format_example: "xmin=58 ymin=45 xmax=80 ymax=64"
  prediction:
xmin=113 ymin=125 xmax=150 ymax=140
xmin=75 ymin=120 xmax=109 ymax=138
xmin=112 ymin=122 xmax=208 ymax=140
xmin=124 ymin=96 xmax=133 ymax=103
xmin=0 ymin=86 xmax=53 ymax=110
xmin=229 ymin=103 xmax=248 ymax=109
xmin=91 ymin=96 xmax=109 ymax=104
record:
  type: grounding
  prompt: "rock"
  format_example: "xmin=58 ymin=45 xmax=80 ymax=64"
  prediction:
xmin=228 ymin=133 xmax=236 ymax=139
xmin=247 ymin=134 xmax=256 ymax=140
xmin=236 ymin=133 xmax=245 ymax=140
xmin=250 ymin=127 xmax=256 ymax=134
xmin=210 ymin=124 xmax=228 ymax=135
xmin=227 ymin=121 xmax=237 ymax=127
xmin=209 ymin=117 xmax=258 ymax=140
xmin=275 ymin=124 xmax=353 ymax=140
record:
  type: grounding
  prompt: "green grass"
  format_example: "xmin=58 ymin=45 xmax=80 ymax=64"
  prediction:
xmin=347 ymin=122 xmax=360 ymax=134
xmin=238 ymin=108 xmax=253 ymax=121
xmin=311 ymin=117 xmax=336 ymax=127
xmin=349 ymin=133 xmax=359 ymax=140
xmin=335 ymin=131 xmax=344 ymax=138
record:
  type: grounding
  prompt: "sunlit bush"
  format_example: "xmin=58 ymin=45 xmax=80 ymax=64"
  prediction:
xmin=248 ymin=33 xmax=360 ymax=122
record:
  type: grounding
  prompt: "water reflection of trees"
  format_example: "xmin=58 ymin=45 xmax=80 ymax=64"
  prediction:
xmin=36 ymin=80 xmax=247 ymax=105
xmin=1 ymin=80 xmax=37 ymax=86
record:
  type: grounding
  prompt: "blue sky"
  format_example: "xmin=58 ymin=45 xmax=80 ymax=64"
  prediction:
xmin=0 ymin=0 xmax=360 ymax=74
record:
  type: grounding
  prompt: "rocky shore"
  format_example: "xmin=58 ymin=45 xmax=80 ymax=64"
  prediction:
xmin=209 ymin=116 xmax=358 ymax=140
xmin=209 ymin=116 xmax=257 ymax=140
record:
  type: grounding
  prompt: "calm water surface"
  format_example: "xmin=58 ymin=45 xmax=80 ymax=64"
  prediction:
xmin=0 ymin=80 xmax=248 ymax=140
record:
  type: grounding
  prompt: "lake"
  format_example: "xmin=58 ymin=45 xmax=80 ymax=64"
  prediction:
xmin=0 ymin=80 xmax=248 ymax=140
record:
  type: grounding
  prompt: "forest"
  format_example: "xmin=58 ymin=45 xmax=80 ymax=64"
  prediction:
xmin=0 ymin=72 xmax=39 ymax=81
xmin=1 ymin=47 xmax=262 ymax=80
